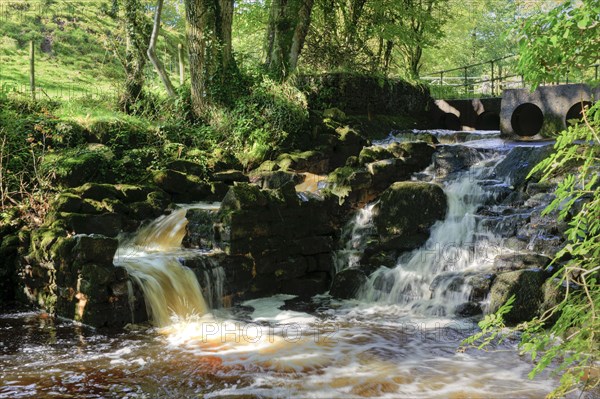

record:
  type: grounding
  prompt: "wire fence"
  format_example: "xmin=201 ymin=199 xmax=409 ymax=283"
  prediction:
xmin=0 ymin=0 xmax=183 ymax=103
xmin=421 ymin=55 xmax=600 ymax=100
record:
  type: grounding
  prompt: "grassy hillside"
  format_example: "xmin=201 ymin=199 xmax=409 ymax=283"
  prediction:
xmin=0 ymin=0 xmax=184 ymax=107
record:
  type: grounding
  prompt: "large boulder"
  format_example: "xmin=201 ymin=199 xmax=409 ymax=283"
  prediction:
xmin=367 ymin=159 xmax=412 ymax=191
xmin=153 ymin=170 xmax=224 ymax=202
xmin=428 ymin=272 xmax=495 ymax=303
xmin=327 ymin=166 xmax=373 ymax=206
xmin=275 ymin=151 xmax=329 ymax=174
xmin=329 ymin=127 xmax=370 ymax=169
xmin=389 ymin=142 xmax=436 ymax=173
xmin=358 ymin=146 xmax=395 ymax=164
xmin=433 ymin=145 xmax=484 ymax=179
xmin=330 ymin=269 xmax=368 ymax=299
xmin=488 ymin=269 xmax=547 ymax=324
xmin=492 ymin=145 xmax=554 ymax=188
xmin=167 ymin=159 xmax=207 ymax=177
xmin=373 ymin=182 xmax=447 ymax=249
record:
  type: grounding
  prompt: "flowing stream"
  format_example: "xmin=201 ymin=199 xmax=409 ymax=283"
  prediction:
xmin=360 ymin=160 xmax=502 ymax=316
xmin=0 ymin=131 xmax=569 ymax=398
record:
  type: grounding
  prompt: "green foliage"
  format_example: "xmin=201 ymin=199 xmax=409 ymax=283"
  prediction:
xmin=212 ymin=76 xmax=310 ymax=168
xmin=517 ymin=0 xmax=600 ymax=87
xmin=303 ymin=0 xmax=449 ymax=77
xmin=465 ymin=1 xmax=600 ymax=394
xmin=371 ymin=0 xmax=449 ymax=78
xmin=421 ymin=0 xmax=520 ymax=74
xmin=461 ymin=295 xmax=515 ymax=349
xmin=520 ymin=101 xmax=600 ymax=396
xmin=233 ymin=0 xmax=270 ymax=69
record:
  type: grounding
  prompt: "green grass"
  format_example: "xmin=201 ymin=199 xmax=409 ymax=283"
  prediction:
xmin=0 ymin=0 xmax=185 ymax=106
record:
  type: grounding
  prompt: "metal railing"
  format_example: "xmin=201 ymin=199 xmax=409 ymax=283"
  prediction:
xmin=420 ymin=55 xmax=521 ymax=99
xmin=421 ymin=55 xmax=600 ymax=100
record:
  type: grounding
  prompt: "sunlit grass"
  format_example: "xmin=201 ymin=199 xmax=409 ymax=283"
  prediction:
xmin=0 ymin=0 xmax=185 ymax=116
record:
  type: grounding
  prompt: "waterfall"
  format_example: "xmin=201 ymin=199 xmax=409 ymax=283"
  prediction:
xmin=114 ymin=205 xmax=219 ymax=327
xmin=333 ymin=202 xmax=378 ymax=274
xmin=359 ymin=163 xmax=503 ymax=315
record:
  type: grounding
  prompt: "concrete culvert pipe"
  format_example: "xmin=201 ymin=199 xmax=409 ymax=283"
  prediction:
xmin=475 ymin=111 xmax=500 ymax=130
xmin=511 ymin=103 xmax=544 ymax=137
xmin=565 ymin=101 xmax=592 ymax=126
xmin=439 ymin=112 xmax=461 ymax=131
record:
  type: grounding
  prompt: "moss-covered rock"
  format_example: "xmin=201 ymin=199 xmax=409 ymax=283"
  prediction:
xmin=358 ymin=146 xmax=395 ymax=165
xmin=367 ymin=159 xmax=412 ymax=191
xmin=51 ymin=193 xmax=84 ymax=213
xmin=59 ymin=212 xmax=122 ymax=237
xmin=40 ymin=145 xmax=114 ymax=187
xmin=329 ymin=126 xmax=369 ymax=169
xmin=75 ymin=183 xmax=122 ymax=201
xmin=153 ymin=169 xmax=214 ymax=201
xmin=275 ymin=150 xmax=329 ymax=174
xmin=29 ymin=226 xmax=69 ymax=262
xmin=220 ymin=183 xmax=268 ymax=212
xmin=249 ymin=170 xmax=303 ymax=190
xmin=115 ymin=184 xmax=156 ymax=203
xmin=539 ymin=278 xmax=567 ymax=325
xmin=391 ymin=142 xmax=436 ymax=172
xmin=433 ymin=145 xmax=483 ymax=179
xmin=167 ymin=159 xmax=207 ymax=177
xmin=153 ymin=169 xmax=188 ymax=194
xmin=326 ymin=166 xmax=373 ymax=205
xmin=127 ymin=201 xmax=163 ymax=221
xmin=374 ymin=182 xmax=447 ymax=249
xmin=489 ymin=269 xmax=547 ymax=324
xmin=256 ymin=160 xmax=280 ymax=172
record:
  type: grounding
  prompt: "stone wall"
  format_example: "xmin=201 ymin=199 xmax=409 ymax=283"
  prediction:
xmin=207 ymin=182 xmax=338 ymax=299
xmin=296 ymin=73 xmax=433 ymax=117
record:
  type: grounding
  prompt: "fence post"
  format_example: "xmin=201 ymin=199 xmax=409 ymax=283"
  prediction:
xmin=178 ymin=43 xmax=185 ymax=86
xmin=464 ymin=67 xmax=468 ymax=96
xmin=490 ymin=61 xmax=495 ymax=96
xmin=498 ymin=64 xmax=503 ymax=93
xmin=29 ymin=40 xmax=35 ymax=101
xmin=595 ymin=64 xmax=599 ymax=81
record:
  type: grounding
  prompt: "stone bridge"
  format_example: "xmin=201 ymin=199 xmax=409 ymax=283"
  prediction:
xmin=431 ymin=84 xmax=600 ymax=139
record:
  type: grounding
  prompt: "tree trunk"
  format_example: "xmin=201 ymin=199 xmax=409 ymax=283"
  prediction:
xmin=184 ymin=0 xmax=236 ymax=118
xmin=120 ymin=0 xmax=150 ymax=113
xmin=148 ymin=0 xmax=176 ymax=98
xmin=383 ymin=40 xmax=394 ymax=76
xmin=265 ymin=0 xmax=314 ymax=80
xmin=178 ymin=43 xmax=185 ymax=85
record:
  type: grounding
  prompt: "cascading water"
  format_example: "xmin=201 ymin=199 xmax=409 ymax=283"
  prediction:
xmin=333 ymin=202 xmax=378 ymax=274
xmin=114 ymin=204 xmax=220 ymax=327
xmin=360 ymin=162 xmax=503 ymax=316
xmin=1 ymin=131 xmax=566 ymax=398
